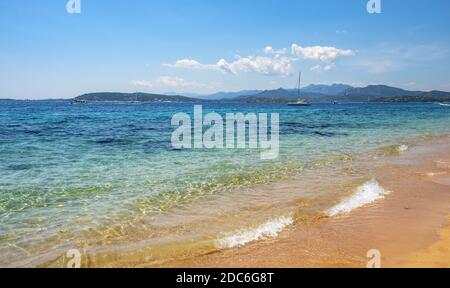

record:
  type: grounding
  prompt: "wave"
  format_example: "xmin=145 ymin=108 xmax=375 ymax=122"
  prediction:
xmin=326 ymin=179 xmax=388 ymax=217
xmin=379 ymin=144 xmax=409 ymax=155
xmin=398 ymin=144 xmax=409 ymax=152
xmin=215 ymin=216 xmax=294 ymax=249
xmin=438 ymin=103 xmax=450 ymax=107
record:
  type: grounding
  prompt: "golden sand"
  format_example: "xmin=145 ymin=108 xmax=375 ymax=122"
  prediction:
xmin=157 ymin=139 xmax=450 ymax=268
xmin=389 ymin=217 xmax=450 ymax=268
xmin=52 ymin=138 xmax=450 ymax=268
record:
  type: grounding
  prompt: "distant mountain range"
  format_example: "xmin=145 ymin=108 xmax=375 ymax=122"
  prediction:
xmin=74 ymin=92 xmax=202 ymax=103
xmin=164 ymin=92 xmax=204 ymax=98
xmin=337 ymin=85 xmax=450 ymax=103
xmin=373 ymin=90 xmax=450 ymax=103
xmin=198 ymin=90 xmax=262 ymax=100
xmin=196 ymin=84 xmax=350 ymax=100
xmin=232 ymin=85 xmax=450 ymax=104
xmin=234 ymin=88 xmax=332 ymax=103
xmin=65 ymin=84 xmax=450 ymax=104
xmin=299 ymin=84 xmax=353 ymax=95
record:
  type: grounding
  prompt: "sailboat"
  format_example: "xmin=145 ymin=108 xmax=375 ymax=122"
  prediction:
xmin=288 ymin=72 xmax=311 ymax=106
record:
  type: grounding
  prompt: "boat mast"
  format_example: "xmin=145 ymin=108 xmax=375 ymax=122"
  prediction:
xmin=298 ymin=72 xmax=302 ymax=99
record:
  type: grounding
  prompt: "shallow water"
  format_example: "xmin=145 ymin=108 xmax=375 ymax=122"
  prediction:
xmin=1 ymin=101 xmax=449 ymax=267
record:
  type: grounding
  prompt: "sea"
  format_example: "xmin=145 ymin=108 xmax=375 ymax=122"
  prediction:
xmin=1 ymin=100 xmax=449 ymax=267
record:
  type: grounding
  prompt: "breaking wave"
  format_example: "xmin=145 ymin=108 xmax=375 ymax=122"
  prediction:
xmin=215 ymin=216 xmax=294 ymax=249
xmin=379 ymin=144 xmax=409 ymax=155
xmin=398 ymin=144 xmax=409 ymax=152
xmin=326 ymin=179 xmax=388 ymax=217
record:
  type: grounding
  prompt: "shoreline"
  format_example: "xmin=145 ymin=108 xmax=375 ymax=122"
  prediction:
xmin=26 ymin=136 xmax=450 ymax=268
xmin=152 ymin=137 xmax=450 ymax=268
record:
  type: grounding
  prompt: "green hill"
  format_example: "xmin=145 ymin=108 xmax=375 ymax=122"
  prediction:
xmin=74 ymin=92 xmax=203 ymax=103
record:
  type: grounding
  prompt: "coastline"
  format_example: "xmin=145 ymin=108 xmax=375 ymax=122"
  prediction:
xmin=150 ymin=137 xmax=450 ymax=268
xmin=12 ymin=134 xmax=450 ymax=268
xmin=5 ymin=102 xmax=450 ymax=268
xmin=3 ymin=0 xmax=450 ymax=271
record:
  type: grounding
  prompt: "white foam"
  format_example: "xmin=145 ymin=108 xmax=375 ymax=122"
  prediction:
xmin=326 ymin=179 xmax=388 ymax=217
xmin=215 ymin=216 xmax=294 ymax=249
xmin=398 ymin=144 xmax=409 ymax=152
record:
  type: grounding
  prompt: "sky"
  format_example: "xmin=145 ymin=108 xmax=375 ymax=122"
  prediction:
xmin=1 ymin=0 xmax=450 ymax=99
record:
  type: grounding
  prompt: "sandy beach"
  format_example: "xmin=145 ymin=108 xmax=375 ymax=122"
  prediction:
xmin=150 ymin=137 xmax=450 ymax=268
xmin=57 ymin=136 xmax=450 ymax=268
xmin=3 ymin=1 xmax=450 ymax=272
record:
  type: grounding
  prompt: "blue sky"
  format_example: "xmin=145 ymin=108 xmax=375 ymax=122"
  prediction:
xmin=1 ymin=0 xmax=450 ymax=99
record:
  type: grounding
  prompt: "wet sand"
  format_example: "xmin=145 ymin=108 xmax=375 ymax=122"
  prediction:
xmin=159 ymin=138 xmax=450 ymax=268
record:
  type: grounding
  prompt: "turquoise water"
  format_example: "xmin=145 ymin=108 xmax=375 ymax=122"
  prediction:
xmin=1 ymin=101 xmax=449 ymax=266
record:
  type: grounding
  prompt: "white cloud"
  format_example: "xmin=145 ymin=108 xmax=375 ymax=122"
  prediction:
xmin=292 ymin=44 xmax=355 ymax=72
xmin=164 ymin=55 xmax=293 ymax=76
xmin=323 ymin=64 xmax=335 ymax=71
xmin=264 ymin=46 xmax=287 ymax=55
xmin=311 ymin=63 xmax=336 ymax=73
xmin=163 ymin=59 xmax=217 ymax=70
xmin=131 ymin=76 xmax=210 ymax=90
xmin=311 ymin=65 xmax=322 ymax=73
xmin=291 ymin=44 xmax=355 ymax=62
xmin=222 ymin=55 xmax=293 ymax=76
xmin=156 ymin=76 xmax=207 ymax=89
xmin=165 ymin=44 xmax=355 ymax=76
xmin=130 ymin=80 xmax=153 ymax=87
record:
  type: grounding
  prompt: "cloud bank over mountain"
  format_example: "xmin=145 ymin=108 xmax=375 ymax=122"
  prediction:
xmin=163 ymin=44 xmax=356 ymax=77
